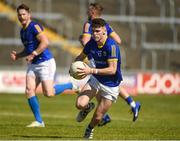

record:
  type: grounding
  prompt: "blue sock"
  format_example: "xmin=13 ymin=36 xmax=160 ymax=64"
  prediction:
xmin=54 ymin=82 xmax=73 ymax=95
xmin=125 ymin=96 xmax=133 ymax=105
xmin=28 ymin=96 xmax=42 ymax=123
xmin=103 ymin=114 xmax=111 ymax=122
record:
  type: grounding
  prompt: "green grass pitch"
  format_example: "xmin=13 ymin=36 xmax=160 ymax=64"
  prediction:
xmin=0 ymin=93 xmax=180 ymax=140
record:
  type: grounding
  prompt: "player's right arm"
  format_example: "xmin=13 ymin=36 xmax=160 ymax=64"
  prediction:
xmin=74 ymin=41 xmax=95 ymax=76
xmin=70 ymin=51 xmax=87 ymax=77
xmin=79 ymin=22 xmax=91 ymax=46
xmin=10 ymin=48 xmax=27 ymax=61
xmin=75 ymin=38 xmax=93 ymax=62
xmin=75 ymin=52 xmax=87 ymax=62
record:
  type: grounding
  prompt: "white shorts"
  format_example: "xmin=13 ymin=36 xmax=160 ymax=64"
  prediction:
xmin=88 ymin=76 xmax=120 ymax=102
xmin=27 ymin=58 xmax=56 ymax=81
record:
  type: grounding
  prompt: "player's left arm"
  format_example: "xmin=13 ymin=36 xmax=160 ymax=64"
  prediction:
xmin=92 ymin=43 xmax=118 ymax=75
xmin=26 ymin=32 xmax=49 ymax=62
xmin=35 ymin=33 xmax=49 ymax=54
xmin=92 ymin=59 xmax=117 ymax=75
xmin=26 ymin=25 xmax=49 ymax=62
xmin=79 ymin=58 xmax=117 ymax=76
xmin=81 ymin=44 xmax=118 ymax=75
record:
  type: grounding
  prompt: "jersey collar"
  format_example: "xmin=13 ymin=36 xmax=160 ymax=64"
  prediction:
xmin=98 ymin=38 xmax=107 ymax=49
xmin=23 ymin=20 xmax=31 ymax=30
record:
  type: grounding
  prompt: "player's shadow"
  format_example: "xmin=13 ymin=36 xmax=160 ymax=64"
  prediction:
xmin=13 ymin=135 xmax=81 ymax=139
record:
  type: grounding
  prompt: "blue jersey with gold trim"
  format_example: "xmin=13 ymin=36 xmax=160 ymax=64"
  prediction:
xmin=83 ymin=38 xmax=123 ymax=87
xmin=83 ymin=20 xmax=114 ymax=36
xmin=20 ymin=21 xmax=53 ymax=64
xmin=83 ymin=20 xmax=114 ymax=60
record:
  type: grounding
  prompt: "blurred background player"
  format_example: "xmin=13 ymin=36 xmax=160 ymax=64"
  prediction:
xmin=79 ymin=2 xmax=141 ymax=125
xmin=10 ymin=4 xmax=77 ymax=127
xmin=75 ymin=18 xmax=123 ymax=139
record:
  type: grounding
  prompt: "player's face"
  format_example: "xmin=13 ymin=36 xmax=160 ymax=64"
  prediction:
xmin=87 ymin=6 xmax=96 ymax=20
xmin=92 ymin=27 xmax=105 ymax=42
xmin=17 ymin=9 xmax=31 ymax=27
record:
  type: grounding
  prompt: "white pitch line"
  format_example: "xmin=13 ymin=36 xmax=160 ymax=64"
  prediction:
xmin=0 ymin=111 xmax=135 ymax=121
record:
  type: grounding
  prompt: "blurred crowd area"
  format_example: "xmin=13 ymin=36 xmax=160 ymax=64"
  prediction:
xmin=0 ymin=0 xmax=180 ymax=72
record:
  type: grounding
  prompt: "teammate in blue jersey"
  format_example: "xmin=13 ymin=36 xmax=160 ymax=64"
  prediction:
xmin=10 ymin=4 xmax=77 ymax=127
xmin=80 ymin=3 xmax=121 ymax=46
xmin=74 ymin=18 xmax=123 ymax=139
xmin=79 ymin=3 xmax=141 ymax=126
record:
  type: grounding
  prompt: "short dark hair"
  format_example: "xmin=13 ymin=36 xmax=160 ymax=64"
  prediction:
xmin=91 ymin=18 xmax=106 ymax=28
xmin=17 ymin=4 xmax=30 ymax=12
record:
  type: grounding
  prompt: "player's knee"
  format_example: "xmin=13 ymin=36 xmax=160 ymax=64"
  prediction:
xmin=25 ymin=87 xmax=35 ymax=96
xmin=76 ymin=102 xmax=87 ymax=110
xmin=75 ymin=103 xmax=82 ymax=110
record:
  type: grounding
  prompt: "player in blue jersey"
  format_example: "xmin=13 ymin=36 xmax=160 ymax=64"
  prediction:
xmin=79 ymin=3 xmax=141 ymax=125
xmin=74 ymin=18 xmax=123 ymax=139
xmin=80 ymin=2 xmax=121 ymax=46
xmin=10 ymin=4 xmax=78 ymax=127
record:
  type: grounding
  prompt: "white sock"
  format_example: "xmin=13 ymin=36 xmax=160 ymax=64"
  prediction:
xmin=130 ymin=101 xmax=136 ymax=108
